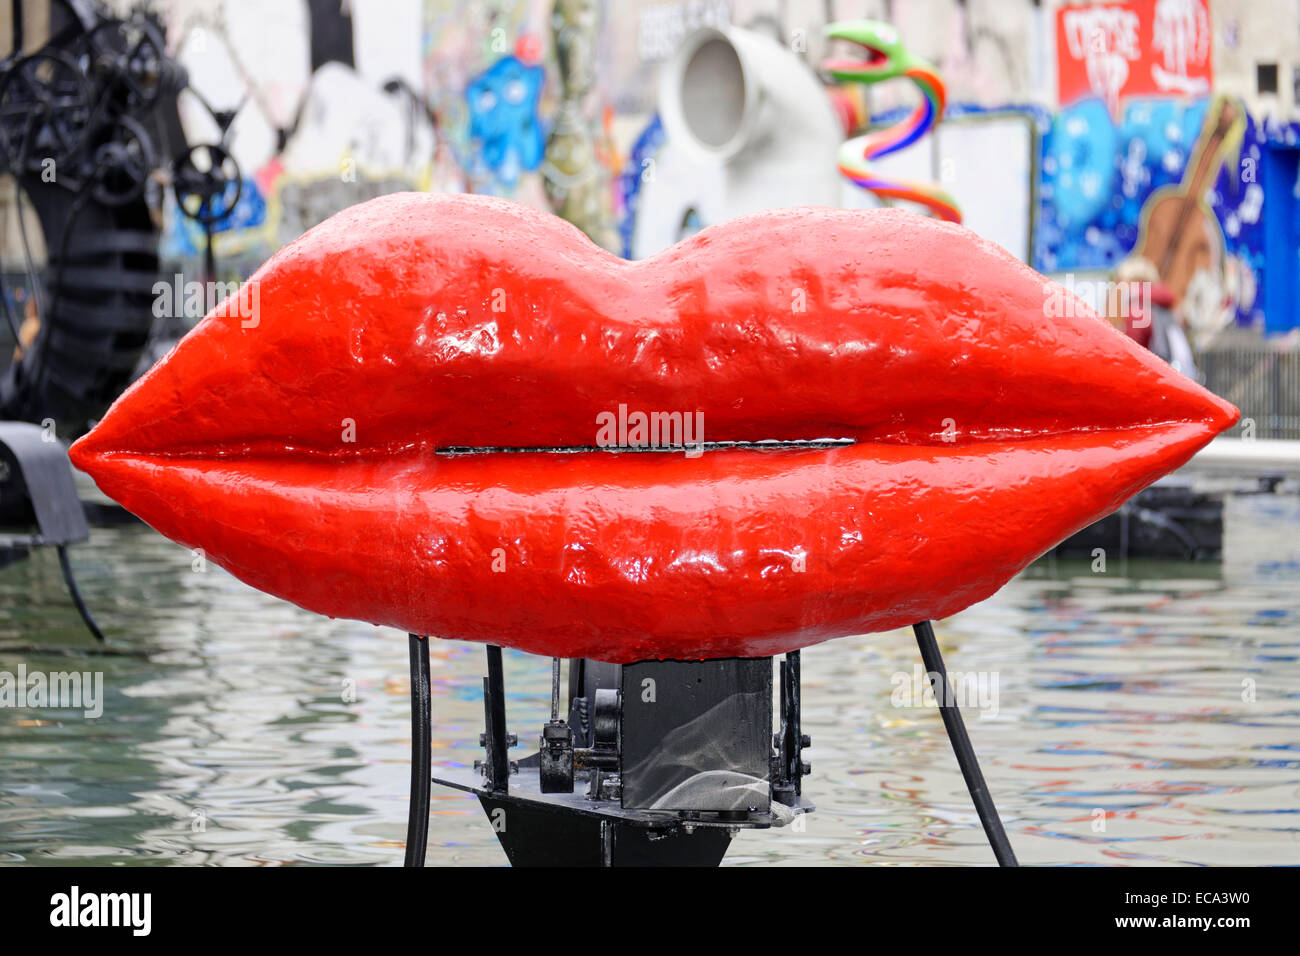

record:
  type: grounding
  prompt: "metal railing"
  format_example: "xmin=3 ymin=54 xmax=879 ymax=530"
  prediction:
xmin=1198 ymin=341 xmax=1300 ymax=440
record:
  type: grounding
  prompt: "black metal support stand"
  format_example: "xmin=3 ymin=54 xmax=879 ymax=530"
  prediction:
xmin=404 ymin=633 xmax=431 ymax=867
xmin=410 ymin=626 xmax=1009 ymax=867
xmin=57 ymin=544 xmax=105 ymax=642
xmin=483 ymin=644 xmax=511 ymax=792
xmin=773 ymin=650 xmax=809 ymax=805
xmin=912 ymin=620 xmax=1018 ymax=866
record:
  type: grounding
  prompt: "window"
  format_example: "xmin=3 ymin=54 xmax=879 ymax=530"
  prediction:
xmin=1258 ymin=62 xmax=1279 ymax=94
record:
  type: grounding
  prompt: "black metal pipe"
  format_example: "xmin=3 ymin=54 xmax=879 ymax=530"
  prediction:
xmin=404 ymin=633 xmax=431 ymax=867
xmin=57 ymin=545 xmax=105 ymax=643
xmin=600 ymin=820 xmax=613 ymax=867
xmin=550 ymin=657 xmax=561 ymax=721
xmin=785 ymin=650 xmax=804 ymax=795
xmin=912 ymin=620 xmax=1019 ymax=867
xmin=484 ymin=644 xmax=509 ymax=792
xmin=571 ymin=747 xmax=619 ymax=770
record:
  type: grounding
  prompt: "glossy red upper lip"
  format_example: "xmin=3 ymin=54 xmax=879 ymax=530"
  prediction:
xmin=70 ymin=193 xmax=1238 ymax=662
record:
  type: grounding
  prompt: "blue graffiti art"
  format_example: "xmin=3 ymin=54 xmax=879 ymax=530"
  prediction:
xmin=1035 ymin=95 xmax=1300 ymax=330
xmin=1037 ymin=97 xmax=1211 ymax=272
xmin=617 ymin=113 xmax=665 ymax=259
xmin=161 ymin=177 xmax=268 ymax=260
xmin=466 ymin=55 xmax=545 ymax=187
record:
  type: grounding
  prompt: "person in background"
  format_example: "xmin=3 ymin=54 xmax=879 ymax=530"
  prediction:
xmin=1113 ymin=256 xmax=1198 ymax=380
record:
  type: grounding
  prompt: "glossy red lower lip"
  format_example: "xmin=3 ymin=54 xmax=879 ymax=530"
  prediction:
xmin=82 ymin=423 xmax=1220 ymax=661
xmin=70 ymin=193 xmax=1238 ymax=662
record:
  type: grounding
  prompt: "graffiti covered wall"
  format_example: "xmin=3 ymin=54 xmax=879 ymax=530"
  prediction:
xmin=1041 ymin=0 xmax=1299 ymax=338
xmin=154 ymin=0 xmax=1300 ymax=339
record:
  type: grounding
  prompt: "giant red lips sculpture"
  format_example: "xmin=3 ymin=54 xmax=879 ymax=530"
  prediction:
xmin=71 ymin=193 xmax=1238 ymax=663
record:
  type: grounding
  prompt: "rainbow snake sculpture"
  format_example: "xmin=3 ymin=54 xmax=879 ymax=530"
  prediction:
xmin=71 ymin=23 xmax=1236 ymax=867
xmin=824 ymin=20 xmax=962 ymax=222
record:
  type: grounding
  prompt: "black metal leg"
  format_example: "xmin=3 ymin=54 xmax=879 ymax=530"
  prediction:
xmin=483 ymin=644 xmax=510 ymax=792
xmin=600 ymin=819 xmax=613 ymax=867
xmin=773 ymin=650 xmax=810 ymax=806
xmin=57 ymin=545 xmax=105 ymax=642
xmin=912 ymin=620 xmax=1019 ymax=867
xmin=404 ymin=633 xmax=431 ymax=867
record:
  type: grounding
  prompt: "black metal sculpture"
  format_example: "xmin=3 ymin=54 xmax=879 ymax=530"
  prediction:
xmin=0 ymin=0 xmax=245 ymax=439
xmin=401 ymin=632 xmax=1015 ymax=868
xmin=0 ymin=1 xmax=173 ymax=438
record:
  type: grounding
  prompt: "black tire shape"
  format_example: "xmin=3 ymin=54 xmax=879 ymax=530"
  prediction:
xmin=0 ymin=172 xmax=159 ymax=439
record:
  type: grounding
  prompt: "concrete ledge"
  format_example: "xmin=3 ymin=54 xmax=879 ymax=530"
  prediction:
xmin=1182 ymin=438 xmax=1300 ymax=477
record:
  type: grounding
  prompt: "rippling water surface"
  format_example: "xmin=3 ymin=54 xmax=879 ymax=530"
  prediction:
xmin=1 ymin=490 xmax=1297 ymax=866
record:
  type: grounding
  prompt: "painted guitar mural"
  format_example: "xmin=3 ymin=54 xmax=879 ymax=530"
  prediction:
xmin=1134 ymin=95 xmax=1246 ymax=307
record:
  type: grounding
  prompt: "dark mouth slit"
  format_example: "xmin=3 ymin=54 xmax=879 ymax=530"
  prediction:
xmin=434 ymin=438 xmax=858 ymax=456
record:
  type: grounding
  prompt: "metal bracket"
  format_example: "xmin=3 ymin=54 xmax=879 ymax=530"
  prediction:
xmin=772 ymin=650 xmax=810 ymax=805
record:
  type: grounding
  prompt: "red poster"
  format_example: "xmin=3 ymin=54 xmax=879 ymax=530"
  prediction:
xmin=1057 ymin=0 xmax=1213 ymax=111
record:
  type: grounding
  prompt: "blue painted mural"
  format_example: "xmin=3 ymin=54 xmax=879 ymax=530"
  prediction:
xmin=1037 ymin=97 xmax=1211 ymax=272
xmin=617 ymin=113 xmax=664 ymax=260
xmin=1036 ymin=95 xmax=1299 ymax=334
xmin=162 ymin=178 xmax=269 ymax=260
xmin=465 ymin=54 xmax=546 ymax=187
